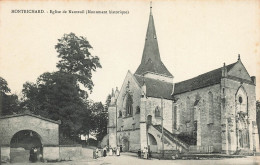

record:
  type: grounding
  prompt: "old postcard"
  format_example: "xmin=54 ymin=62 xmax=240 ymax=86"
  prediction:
xmin=0 ymin=0 xmax=260 ymax=164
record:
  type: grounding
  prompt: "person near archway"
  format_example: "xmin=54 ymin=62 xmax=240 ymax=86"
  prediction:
xmin=103 ymin=146 xmax=107 ymax=157
xmin=33 ymin=147 xmax=38 ymax=162
xmin=29 ymin=147 xmax=34 ymax=162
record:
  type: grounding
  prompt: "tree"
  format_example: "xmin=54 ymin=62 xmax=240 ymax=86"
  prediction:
xmin=21 ymin=33 xmax=102 ymax=141
xmin=81 ymin=100 xmax=108 ymax=142
xmin=0 ymin=76 xmax=20 ymax=115
xmin=0 ymin=77 xmax=11 ymax=93
xmin=22 ymin=72 xmax=88 ymax=138
xmin=55 ymin=33 xmax=102 ymax=98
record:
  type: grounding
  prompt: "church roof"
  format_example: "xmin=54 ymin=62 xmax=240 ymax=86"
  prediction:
xmin=134 ymin=74 xmax=173 ymax=100
xmin=135 ymin=7 xmax=173 ymax=78
xmin=173 ymin=62 xmax=237 ymax=95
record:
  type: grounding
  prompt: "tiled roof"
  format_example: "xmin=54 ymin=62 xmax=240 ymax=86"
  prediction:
xmin=173 ymin=62 xmax=237 ymax=95
xmin=134 ymin=74 xmax=173 ymax=100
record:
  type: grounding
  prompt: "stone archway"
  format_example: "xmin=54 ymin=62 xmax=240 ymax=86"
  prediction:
xmin=148 ymin=133 xmax=158 ymax=152
xmin=0 ymin=113 xmax=60 ymax=162
xmin=121 ymin=137 xmax=129 ymax=152
xmin=10 ymin=130 xmax=43 ymax=163
xmin=235 ymin=86 xmax=250 ymax=150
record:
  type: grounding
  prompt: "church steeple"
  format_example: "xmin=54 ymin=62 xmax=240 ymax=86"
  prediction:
xmin=135 ymin=3 xmax=173 ymax=78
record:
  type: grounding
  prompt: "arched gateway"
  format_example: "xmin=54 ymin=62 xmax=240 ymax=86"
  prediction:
xmin=0 ymin=112 xmax=60 ymax=162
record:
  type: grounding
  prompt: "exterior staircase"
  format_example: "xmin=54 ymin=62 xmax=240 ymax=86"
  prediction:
xmin=152 ymin=125 xmax=189 ymax=152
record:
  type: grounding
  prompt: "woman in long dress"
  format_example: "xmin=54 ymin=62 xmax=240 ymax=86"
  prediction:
xmin=116 ymin=146 xmax=120 ymax=156
xmin=143 ymin=147 xmax=148 ymax=159
xmin=103 ymin=146 xmax=107 ymax=157
xmin=109 ymin=146 xmax=113 ymax=156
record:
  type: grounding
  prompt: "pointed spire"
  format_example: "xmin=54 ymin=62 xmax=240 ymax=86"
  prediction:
xmin=135 ymin=3 xmax=173 ymax=78
xmin=150 ymin=1 xmax=152 ymax=15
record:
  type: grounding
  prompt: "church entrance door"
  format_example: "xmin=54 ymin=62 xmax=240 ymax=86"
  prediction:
xmin=237 ymin=112 xmax=250 ymax=149
xmin=122 ymin=138 xmax=129 ymax=152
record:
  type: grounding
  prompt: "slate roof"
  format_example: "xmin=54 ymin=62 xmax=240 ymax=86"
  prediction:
xmin=173 ymin=62 xmax=237 ymax=95
xmin=135 ymin=60 xmax=173 ymax=78
xmin=134 ymin=74 xmax=173 ymax=100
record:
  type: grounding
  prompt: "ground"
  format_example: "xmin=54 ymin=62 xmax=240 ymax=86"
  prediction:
xmin=5 ymin=148 xmax=260 ymax=165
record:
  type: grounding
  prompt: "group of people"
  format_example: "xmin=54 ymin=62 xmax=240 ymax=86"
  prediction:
xmin=29 ymin=147 xmax=42 ymax=162
xmin=137 ymin=147 xmax=151 ymax=159
xmin=93 ymin=145 xmax=121 ymax=159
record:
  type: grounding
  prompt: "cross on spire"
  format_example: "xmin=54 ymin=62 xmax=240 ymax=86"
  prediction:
xmin=150 ymin=1 xmax=152 ymax=15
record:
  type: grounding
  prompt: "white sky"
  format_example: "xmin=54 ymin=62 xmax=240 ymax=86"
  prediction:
xmin=0 ymin=0 xmax=259 ymax=103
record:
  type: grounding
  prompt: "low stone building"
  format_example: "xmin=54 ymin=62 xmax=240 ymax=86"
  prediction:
xmin=0 ymin=112 xmax=61 ymax=162
xmin=105 ymin=5 xmax=259 ymax=155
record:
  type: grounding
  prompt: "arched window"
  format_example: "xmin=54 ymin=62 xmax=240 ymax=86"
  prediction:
xmin=239 ymin=96 xmax=243 ymax=104
xmin=186 ymin=97 xmax=191 ymax=122
xmin=155 ymin=106 xmax=160 ymax=117
xmin=119 ymin=111 xmax=122 ymax=118
xmin=126 ymin=94 xmax=133 ymax=116
xmin=207 ymin=92 xmax=214 ymax=124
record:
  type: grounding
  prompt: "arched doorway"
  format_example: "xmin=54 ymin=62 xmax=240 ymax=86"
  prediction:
xmin=10 ymin=130 xmax=43 ymax=163
xmin=122 ymin=138 xmax=129 ymax=152
xmin=148 ymin=133 xmax=158 ymax=152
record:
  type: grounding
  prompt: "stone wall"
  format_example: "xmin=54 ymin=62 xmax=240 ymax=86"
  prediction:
xmin=59 ymin=145 xmax=82 ymax=161
xmin=221 ymin=76 xmax=259 ymax=153
xmin=0 ymin=114 xmax=60 ymax=162
xmin=116 ymin=71 xmax=141 ymax=131
xmin=145 ymin=97 xmax=173 ymax=133
xmin=117 ymin=129 xmax=140 ymax=152
xmin=174 ymin=84 xmax=222 ymax=152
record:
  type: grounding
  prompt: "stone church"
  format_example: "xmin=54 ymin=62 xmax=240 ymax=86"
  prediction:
xmin=106 ymin=5 xmax=259 ymax=154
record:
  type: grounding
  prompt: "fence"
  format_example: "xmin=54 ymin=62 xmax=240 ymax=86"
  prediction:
xmin=189 ymin=145 xmax=214 ymax=153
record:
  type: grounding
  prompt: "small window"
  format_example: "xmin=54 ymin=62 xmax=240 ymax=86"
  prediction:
xmin=155 ymin=106 xmax=160 ymax=117
xmin=239 ymin=96 xmax=243 ymax=104
xmin=121 ymin=126 xmax=124 ymax=131
xmin=119 ymin=111 xmax=122 ymax=118
xmin=136 ymin=106 xmax=140 ymax=114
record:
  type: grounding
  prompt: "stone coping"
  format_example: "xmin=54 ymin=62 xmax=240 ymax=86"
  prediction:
xmin=0 ymin=113 xmax=61 ymax=124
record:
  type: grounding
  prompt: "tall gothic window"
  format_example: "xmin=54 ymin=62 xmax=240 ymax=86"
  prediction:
xmin=186 ymin=97 xmax=191 ymax=122
xmin=126 ymin=94 xmax=133 ymax=116
xmin=173 ymin=106 xmax=177 ymax=130
xmin=207 ymin=92 xmax=214 ymax=124
xmin=155 ymin=106 xmax=160 ymax=117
